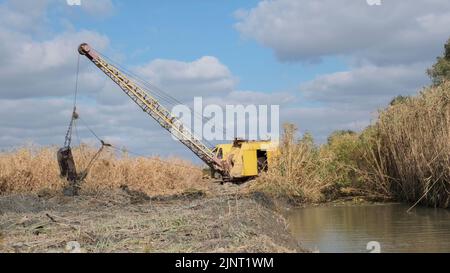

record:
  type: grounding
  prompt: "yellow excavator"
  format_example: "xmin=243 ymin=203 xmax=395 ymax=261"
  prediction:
xmin=59 ymin=43 xmax=278 ymax=189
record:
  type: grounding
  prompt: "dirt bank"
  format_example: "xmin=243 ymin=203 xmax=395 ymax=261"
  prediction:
xmin=0 ymin=182 xmax=305 ymax=253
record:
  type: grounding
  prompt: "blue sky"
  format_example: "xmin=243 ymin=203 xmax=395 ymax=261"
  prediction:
xmin=59 ymin=0 xmax=347 ymax=94
xmin=1 ymin=0 xmax=449 ymax=161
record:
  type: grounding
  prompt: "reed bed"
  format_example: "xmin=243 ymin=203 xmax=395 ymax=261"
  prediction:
xmin=369 ymin=81 xmax=450 ymax=208
xmin=251 ymin=80 xmax=450 ymax=208
xmin=0 ymin=145 xmax=204 ymax=197
xmin=251 ymin=124 xmax=337 ymax=203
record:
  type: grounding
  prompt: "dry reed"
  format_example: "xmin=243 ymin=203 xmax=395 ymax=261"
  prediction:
xmin=251 ymin=124 xmax=337 ymax=203
xmin=0 ymin=144 xmax=204 ymax=196
xmin=368 ymin=81 xmax=450 ymax=208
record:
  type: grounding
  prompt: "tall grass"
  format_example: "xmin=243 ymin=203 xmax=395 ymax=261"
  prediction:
xmin=367 ymin=81 xmax=450 ymax=208
xmin=251 ymin=124 xmax=338 ymax=203
xmin=323 ymin=128 xmax=393 ymax=198
xmin=0 ymin=145 xmax=204 ymax=196
xmin=251 ymin=80 xmax=450 ymax=208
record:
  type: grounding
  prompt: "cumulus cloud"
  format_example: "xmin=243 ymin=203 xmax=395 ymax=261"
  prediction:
xmin=94 ymin=55 xmax=241 ymax=109
xmin=281 ymin=106 xmax=373 ymax=143
xmin=300 ymin=63 xmax=430 ymax=109
xmin=0 ymin=0 xmax=110 ymax=100
xmin=0 ymin=96 xmax=193 ymax=158
xmin=0 ymin=0 xmax=117 ymax=151
xmin=0 ymin=0 xmax=49 ymax=32
xmin=233 ymin=0 xmax=448 ymax=142
xmin=4 ymin=0 xmax=445 ymax=160
xmin=0 ymin=29 xmax=109 ymax=99
xmin=294 ymin=62 xmax=432 ymax=141
xmin=133 ymin=56 xmax=237 ymax=102
xmin=235 ymin=0 xmax=450 ymax=64
xmin=0 ymin=0 xmax=287 ymax=158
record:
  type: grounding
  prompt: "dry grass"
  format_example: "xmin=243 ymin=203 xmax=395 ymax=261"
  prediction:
xmin=250 ymin=124 xmax=337 ymax=203
xmin=0 ymin=185 xmax=304 ymax=253
xmin=0 ymin=144 xmax=204 ymax=197
xmin=366 ymin=81 xmax=450 ymax=208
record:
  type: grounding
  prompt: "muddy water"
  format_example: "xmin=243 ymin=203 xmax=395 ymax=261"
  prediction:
xmin=285 ymin=204 xmax=450 ymax=253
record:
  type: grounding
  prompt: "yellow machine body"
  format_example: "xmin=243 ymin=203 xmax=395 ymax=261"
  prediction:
xmin=213 ymin=140 xmax=279 ymax=179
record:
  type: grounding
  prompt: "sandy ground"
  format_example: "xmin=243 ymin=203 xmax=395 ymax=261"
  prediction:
xmin=0 ymin=182 xmax=305 ymax=253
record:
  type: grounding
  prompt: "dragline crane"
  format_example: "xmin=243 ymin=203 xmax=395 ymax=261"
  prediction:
xmin=76 ymin=43 xmax=278 ymax=183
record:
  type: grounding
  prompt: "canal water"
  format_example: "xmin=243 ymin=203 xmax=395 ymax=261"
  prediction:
xmin=285 ymin=204 xmax=450 ymax=253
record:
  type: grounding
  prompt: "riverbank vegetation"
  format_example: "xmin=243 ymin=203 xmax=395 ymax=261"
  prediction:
xmin=254 ymin=82 xmax=450 ymax=208
xmin=367 ymin=81 xmax=450 ymax=208
xmin=249 ymin=125 xmax=337 ymax=203
xmin=253 ymin=39 xmax=450 ymax=208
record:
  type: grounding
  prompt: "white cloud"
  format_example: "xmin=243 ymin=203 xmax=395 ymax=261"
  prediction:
xmin=235 ymin=0 xmax=450 ymax=64
xmin=0 ymin=96 xmax=194 ymax=158
xmin=2 ymin=0 xmax=446 ymax=160
xmin=0 ymin=0 xmax=110 ymax=100
xmin=133 ymin=56 xmax=237 ymax=102
xmin=0 ymin=0 xmax=49 ymax=32
xmin=0 ymin=29 xmax=109 ymax=99
xmin=300 ymin=63 xmax=430 ymax=108
xmin=0 ymin=0 xmax=120 ymax=152
xmin=292 ymin=63 xmax=431 ymax=142
xmin=233 ymin=0 xmax=447 ymax=143
xmin=281 ymin=106 xmax=373 ymax=143
xmin=0 ymin=0 xmax=286 ymax=158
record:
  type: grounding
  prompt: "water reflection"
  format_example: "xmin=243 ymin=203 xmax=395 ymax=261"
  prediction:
xmin=286 ymin=204 xmax=450 ymax=253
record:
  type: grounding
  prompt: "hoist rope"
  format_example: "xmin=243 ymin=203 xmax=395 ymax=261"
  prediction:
xmin=63 ymin=51 xmax=207 ymax=175
xmin=78 ymin=117 xmax=202 ymax=171
xmin=96 ymin=51 xmax=225 ymax=147
xmin=77 ymin=116 xmax=201 ymax=171
xmin=63 ymin=55 xmax=81 ymax=148
xmin=73 ymin=120 xmax=84 ymax=156
xmin=73 ymin=54 xmax=80 ymax=109
xmin=107 ymin=145 xmax=202 ymax=171
xmin=62 ymin=53 xmax=109 ymax=179
xmin=99 ymin=52 xmax=218 ymax=147
xmin=78 ymin=117 xmax=104 ymax=144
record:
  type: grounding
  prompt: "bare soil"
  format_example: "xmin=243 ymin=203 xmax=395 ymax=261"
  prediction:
xmin=0 ymin=181 xmax=305 ymax=253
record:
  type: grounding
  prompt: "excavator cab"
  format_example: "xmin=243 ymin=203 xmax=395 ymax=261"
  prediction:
xmin=211 ymin=140 xmax=276 ymax=181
